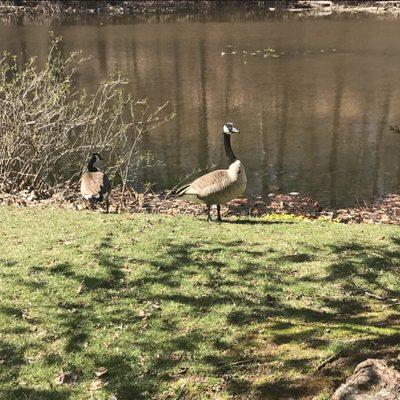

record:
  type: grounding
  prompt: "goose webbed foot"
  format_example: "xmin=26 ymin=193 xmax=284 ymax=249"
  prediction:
xmin=206 ymin=205 xmax=211 ymax=222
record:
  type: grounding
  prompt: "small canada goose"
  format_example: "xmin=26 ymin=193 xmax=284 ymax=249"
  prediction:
xmin=80 ymin=153 xmax=111 ymax=212
xmin=175 ymin=122 xmax=246 ymax=222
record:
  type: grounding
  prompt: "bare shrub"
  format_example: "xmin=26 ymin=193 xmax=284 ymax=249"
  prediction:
xmin=0 ymin=35 xmax=175 ymax=196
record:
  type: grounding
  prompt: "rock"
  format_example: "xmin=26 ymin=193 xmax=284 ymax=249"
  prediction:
xmin=332 ymin=359 xmax=400 ymax=400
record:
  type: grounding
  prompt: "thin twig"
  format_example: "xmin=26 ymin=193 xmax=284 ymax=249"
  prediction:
xmin=316 ymin=350 xmax=343 ymax=371
xmin=215 ymin=358 xmax=263 ymax=370
xmin=389 ymin=125 xmax=400 ymax=135
xmin=385 ymin=301 xmax=400 ymax=308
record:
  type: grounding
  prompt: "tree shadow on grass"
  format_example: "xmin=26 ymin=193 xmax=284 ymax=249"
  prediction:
xmin=0 ymin=339 xmax=72 ymax=400
xmin=0 ymin=388 xmax=71 ymax=400
xmin=257 ymin=378 xmax=313 ymax=400
xmin=97 ymin=231 xmax=399 ymax=398
xmin=3 ymin=230 xmax=400 ymax=399
xmin=326 ymin=239 xmax=400 ymax=298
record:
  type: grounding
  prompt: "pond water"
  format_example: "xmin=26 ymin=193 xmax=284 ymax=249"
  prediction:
xmin=1 ymin=13 xmax=400 ymax=207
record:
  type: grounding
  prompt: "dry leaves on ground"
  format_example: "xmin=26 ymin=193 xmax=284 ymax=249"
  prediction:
xmin=1 ymin=187 xmax=399 ymax=224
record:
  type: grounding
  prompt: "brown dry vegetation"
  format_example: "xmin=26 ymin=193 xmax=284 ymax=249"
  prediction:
xmin=0 ymin=36 xmax=174 ymax=197
xmin=1 ymin=188 xmax=399 ymax=225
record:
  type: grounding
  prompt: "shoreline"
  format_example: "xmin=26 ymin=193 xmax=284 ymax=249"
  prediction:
xmin=1 ymin=1 xmax=400 ymax=21
xmin=1 ymin=188 xmax=399 ymax=224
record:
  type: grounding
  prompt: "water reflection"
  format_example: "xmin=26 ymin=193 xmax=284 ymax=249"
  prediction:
xmin=1 ymin=16 xmax=400 ymax=206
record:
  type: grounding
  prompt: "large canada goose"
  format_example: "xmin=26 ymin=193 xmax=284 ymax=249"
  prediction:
xmin=175 ymin=122 xmax=246 ymax=222
xmin=80 ymin=153 xmax=111 ymax=212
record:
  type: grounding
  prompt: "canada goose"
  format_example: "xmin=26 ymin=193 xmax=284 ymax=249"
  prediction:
xmin=175 ymin=122 xmax=246 ymax=222
xmin=80 ymin=153 xmax=111 ymax=212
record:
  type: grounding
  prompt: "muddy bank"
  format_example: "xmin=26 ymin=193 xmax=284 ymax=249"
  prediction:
xmin=1 ymin=188 xmax=399 ymax=224
xmin=1 ymin=1 xmax=400 ymax=20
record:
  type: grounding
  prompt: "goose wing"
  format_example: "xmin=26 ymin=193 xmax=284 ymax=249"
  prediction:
xmin=81 ymin=172 xmax=111 ymax=199
xmin=183 ymin=169 xmax=232 ymax=199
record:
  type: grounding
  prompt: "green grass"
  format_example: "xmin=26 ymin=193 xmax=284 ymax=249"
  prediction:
xmin=0 ymin=207 xmax=399 ymax=400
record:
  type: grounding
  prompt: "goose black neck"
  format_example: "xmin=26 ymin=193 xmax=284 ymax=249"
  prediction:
xmin=87 ymin=161 xmax=98 ymax=172
xmin=224 ymin=132 xmax=237 ymax=164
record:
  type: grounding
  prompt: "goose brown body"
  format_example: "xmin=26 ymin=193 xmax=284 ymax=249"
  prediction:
xmin=80 ymin=172 xmax=111 ymax=202
xmin=177 ymin=160 xmax=246 ymax=205
xmin=80 ymin=153 xmax=111 ymax=212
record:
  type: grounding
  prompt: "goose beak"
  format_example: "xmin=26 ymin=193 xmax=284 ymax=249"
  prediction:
xmin=231 ymin=127 xmax=239 ymax=133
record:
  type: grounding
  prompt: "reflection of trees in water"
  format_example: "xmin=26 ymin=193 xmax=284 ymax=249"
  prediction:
xmin=355 ymin=93 xmax=371 ymax=202
xmin=224 ymin=48 xmax=233 ymax=117
xmin=173 ymin=39 xmax=183 ymax=177
xmin=130 ymin=42 xmax=141 ymax=94
xmin=96 ymin=30 xmax=108 ymax=76
xmin=328 ymin=70 xmax=343 ymax=207
xmin=305 ymin=85 xmax=319 ymax=194
xmin=276 ymin=84 xmax=288 ymax=194
xmin=260 ymin=104 xmax=269 ymax=195
xmin=372 ymin=86 xmax=392 ymax=201
xmin=197 ymin=37 xmax=209 ymax=170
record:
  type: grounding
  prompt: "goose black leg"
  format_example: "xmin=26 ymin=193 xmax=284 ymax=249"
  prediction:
xmin=106 ymin=199 xmax=109 ymax=213
xmin=207 ymin=205 xmax=211 ymax=222
xmin=217 ymin=204 xmax=222 ymax=222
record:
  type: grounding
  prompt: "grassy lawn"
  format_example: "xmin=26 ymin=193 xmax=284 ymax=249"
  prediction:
xmin=0 ymin=207 xmax=399 ymax=400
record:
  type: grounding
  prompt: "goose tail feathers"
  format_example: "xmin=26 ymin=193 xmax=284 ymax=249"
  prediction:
xmin=174 ymin=184 xmax=191 ymax=197
xmin=173 ymin=184 xmax=201 ymax=202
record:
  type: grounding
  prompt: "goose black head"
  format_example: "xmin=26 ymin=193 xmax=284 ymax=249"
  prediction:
xmin=87 ymin=153 xmax=103 ymax=172
xmin=223 ymin=122 xmax=240 ymax=135
xmin=91 ymin=153 xmax=102 ymax=163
